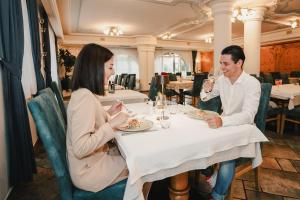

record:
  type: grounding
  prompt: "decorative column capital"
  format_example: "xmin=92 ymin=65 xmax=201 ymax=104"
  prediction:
xmin=209 ymin=0 xmax=234 ymax=16
xmin=135 ymin=36 xmax=157 ymax=46
xmin=137 ymin=45 xmax=155 ymax=52
xmin=243 ymin=6 xmax=266 ymax=22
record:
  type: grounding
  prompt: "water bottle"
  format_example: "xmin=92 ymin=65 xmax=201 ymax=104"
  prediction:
xmin=111 ymin=81 xmax=115 ymax=93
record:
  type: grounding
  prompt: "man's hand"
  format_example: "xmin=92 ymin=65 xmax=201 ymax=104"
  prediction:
xmin=204 ymin=116 xmax=222 ymax=129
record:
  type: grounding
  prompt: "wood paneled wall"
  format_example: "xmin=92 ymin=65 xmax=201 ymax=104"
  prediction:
xmin=200 ymin=41 xmax=300 ymax=73
xmin=200 ymin=51 xmax=213 ymax=72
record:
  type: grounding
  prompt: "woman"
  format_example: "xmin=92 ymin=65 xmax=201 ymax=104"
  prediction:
xmin=66 ymin=43 xmax=128 ymax=192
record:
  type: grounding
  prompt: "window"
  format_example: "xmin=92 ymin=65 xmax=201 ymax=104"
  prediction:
xmin=114 ymin=54 xmax=139 ymax=78
xmin=155 ymin=52 xmax=188 ymax=74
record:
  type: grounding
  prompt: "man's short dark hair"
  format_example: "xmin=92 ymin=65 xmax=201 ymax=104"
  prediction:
xmin=221 ymin=45 xmax=245 ymax=67
xmin=72 ymin=43 xmax=113 ymax=95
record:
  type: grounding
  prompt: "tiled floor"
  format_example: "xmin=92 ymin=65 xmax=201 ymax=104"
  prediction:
xmin=7 ymin=123 xmax=300 ymax=200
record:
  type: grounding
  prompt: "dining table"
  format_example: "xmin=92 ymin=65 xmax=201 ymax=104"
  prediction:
xmin=99 ymin=90 xmax=148 ymax=106
xmin=114 ymin=102 xmax=268 ymax=200
xmin=166 ymin=80 xmax=193 ymax=104
xmin=270 ymin=84 xmax=300 ymax=135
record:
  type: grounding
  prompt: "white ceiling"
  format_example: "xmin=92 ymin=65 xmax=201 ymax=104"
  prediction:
xmin=57 ymin=0 xmax=300 ymax=42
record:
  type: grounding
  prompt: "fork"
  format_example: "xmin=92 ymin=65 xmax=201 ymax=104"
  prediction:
xmin=116 ymin=99 xmax=132 ymax=113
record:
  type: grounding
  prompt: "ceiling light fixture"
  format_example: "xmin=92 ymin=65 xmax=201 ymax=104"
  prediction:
xmin=161 ymin=32 xmax=174 ymax=40
xmin=103 ymin=26 xmax=123 ymax=36
xmin=290 ymin=20 xmax=298 ymax=29
xmin=232 ymin=8 xmax=255 ymax=22
xmin=204 ymin=37 xmax=213 ymax=43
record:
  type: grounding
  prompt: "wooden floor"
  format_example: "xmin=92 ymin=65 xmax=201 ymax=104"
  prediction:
xmin=8 ymin=122 xmax=300 ymax=200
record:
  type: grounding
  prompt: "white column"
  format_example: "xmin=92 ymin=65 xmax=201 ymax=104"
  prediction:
xmin=137 ymin=45 xmax=155 ymax=91
xmin=243 ymin=7 xmax=266 ymax=76
xmin=209 ymin=0 xmax=233 ymax=70
xmin=136 ymin=36 xmax=157 ymax=91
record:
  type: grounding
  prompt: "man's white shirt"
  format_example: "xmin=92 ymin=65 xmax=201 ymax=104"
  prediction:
xmin=200 ymin=71 xmax=261 ymax=127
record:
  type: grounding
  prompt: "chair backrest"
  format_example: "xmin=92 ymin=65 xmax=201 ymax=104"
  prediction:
xmin=261 ymin=72 xmax=274 ymax=84
xmin=186 ymin=72 xmax=192 ymax=76
xmin=270 ymin=72 xmax=281 ymax=84
xmin=148 ymin=76 xmax=159 ymax=101
xmin=127 ymin=74 xmax=136 ymax=90
xmin=198 ymin=96 xmax=222 ymax=114
xmin=28 ymin=89 xmax=73 ymax=200
xmin=175 ymin=72 xmax=182 ymax=77
xmin=121 ymin=74 xmax=130 ymax=88
xmin=50 ymin=81 xmax=67 ymax=125
xmin=290 ymin=71 xmax=300 ymax=77
xmin=117 ymin=73 xmax=126 ymax=85
xmin=280 ymin=72 xmax=289 ymax=84
xmin=168 ymin=73 xmax=177 ymax=81
xmin=114 ymin=75 xmax=118 ymax=84
xmin=254 ymin=83 xmax=272 ymax=132
xmin=191 ymin=73 xmax=206 ymax=96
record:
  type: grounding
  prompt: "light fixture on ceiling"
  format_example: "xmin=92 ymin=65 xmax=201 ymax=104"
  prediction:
xmin=232 ymin=8 xmax=256 ymax=22
xmin=290 ymin=20 xmax=298 ymax=29
xmin=204 ymin=36 xmax=213 ymax=43
xmin=161 ymin=32 xmax=174 ymax=40
xmin=103 ymin=26 xmax=123 ymax=36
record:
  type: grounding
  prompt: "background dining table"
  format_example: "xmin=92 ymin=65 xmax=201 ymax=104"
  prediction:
xmin=114 ymin=102 xmax=268 ymax=200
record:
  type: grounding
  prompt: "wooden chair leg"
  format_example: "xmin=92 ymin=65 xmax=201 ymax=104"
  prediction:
xmin=254 ymin=167 xmax=259 ymax=190
xmin=276 ymin=114 xmax=281 ymax=135
xmin=227 ymin=179 xmax=234 ymax=200
xmin=280 ymin=113 xmax=286 ymax=136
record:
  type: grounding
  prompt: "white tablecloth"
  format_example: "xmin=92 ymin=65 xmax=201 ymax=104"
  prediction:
xmin=99 ymin=90 xmax=148 ymax=106
xmin=115 ymin=103 xmax=268 ymax=200
xmin=271 ymin=84 xmax=300 ymax=109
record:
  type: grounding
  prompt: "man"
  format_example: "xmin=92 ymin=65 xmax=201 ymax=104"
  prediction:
xmin=200 ymin=45 xmax=261 ymax=200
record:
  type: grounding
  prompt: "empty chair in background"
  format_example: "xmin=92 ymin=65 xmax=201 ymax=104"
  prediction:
xmin=290 ymin=71 xmax=300 ymax=77
xmin=114 ymin=74 xmax=119 ymax=84
xmin=186 ymin=71 xmax=192 ymax=76
xmin=261 ymin=72 xmax=274 ymax=84
xmin=175 ymin=72 xmax=182 ymax=77
xmin=148 ymin=76 xmax=159 ymax=101
xmin=121 ymin=74 xmax=130 ymax=88
xmin=127 ymin=74 xmax=136 ymax=90
xmin=168 ymin=73 xmax=177 ymax=81
xmin=280 ymin=72 xmax=289 ymax=84
xmin=183 ymin=73 xmax=206 ymax=106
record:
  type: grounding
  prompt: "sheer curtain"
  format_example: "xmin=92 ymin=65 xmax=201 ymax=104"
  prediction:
xmin=49 ymin=24 xmax=59 ymax=84
xmin=110 ymin=48 xmax=139 ymax=78
xmin=21 ymin=0 xmax=37 ymax=99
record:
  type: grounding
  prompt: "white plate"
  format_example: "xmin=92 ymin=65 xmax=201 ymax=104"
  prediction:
xmin=118 ymin=119 xmax=153 ymax=132
xmin=186 ymin=110 xmax=219 ymax=120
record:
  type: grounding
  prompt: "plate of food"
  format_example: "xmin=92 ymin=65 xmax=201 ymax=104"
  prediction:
xmin=186 ymin=109 xmax=219 ymax=120
xmin=118 ymin=119 xmax=153 ymax=132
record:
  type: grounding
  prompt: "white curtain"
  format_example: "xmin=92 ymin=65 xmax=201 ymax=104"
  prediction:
xmin=110 ymin=48 xmax=139 ymax=78
xmin=155 ymin=49 xmax=192 ymax=74
xmin=49 ymin=24 xmax=59 ymax=84
xmin=21 ymin=0 xmax=37 ymax=99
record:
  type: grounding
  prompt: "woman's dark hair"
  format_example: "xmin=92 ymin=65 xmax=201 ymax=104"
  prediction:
xmin=72 ymin=43 xmax=113 ymax=95
xmin=221 ymin=45 xmax=245 ymax=67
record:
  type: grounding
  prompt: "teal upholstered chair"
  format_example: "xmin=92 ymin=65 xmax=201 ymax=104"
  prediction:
xmin=50 ymin=81 xmax=67 ymax=125
xmin=261 ymin=72 xmax=274 ymax=84
xmin=148 ymin=76 xmax=159 ymax=101
xmin=28 ymin=89 xmax=127 ymax=200
xmin=229 ymin=83 xmax=272 ymax=197
xmin=184 ymin=73 xmax=206 ymax=106
xmin=198 ymin=96 xmax=222 ymax=114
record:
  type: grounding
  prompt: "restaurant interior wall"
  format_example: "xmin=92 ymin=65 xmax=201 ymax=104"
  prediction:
xmin=200 ymin=40 xmax=300 ymax=73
